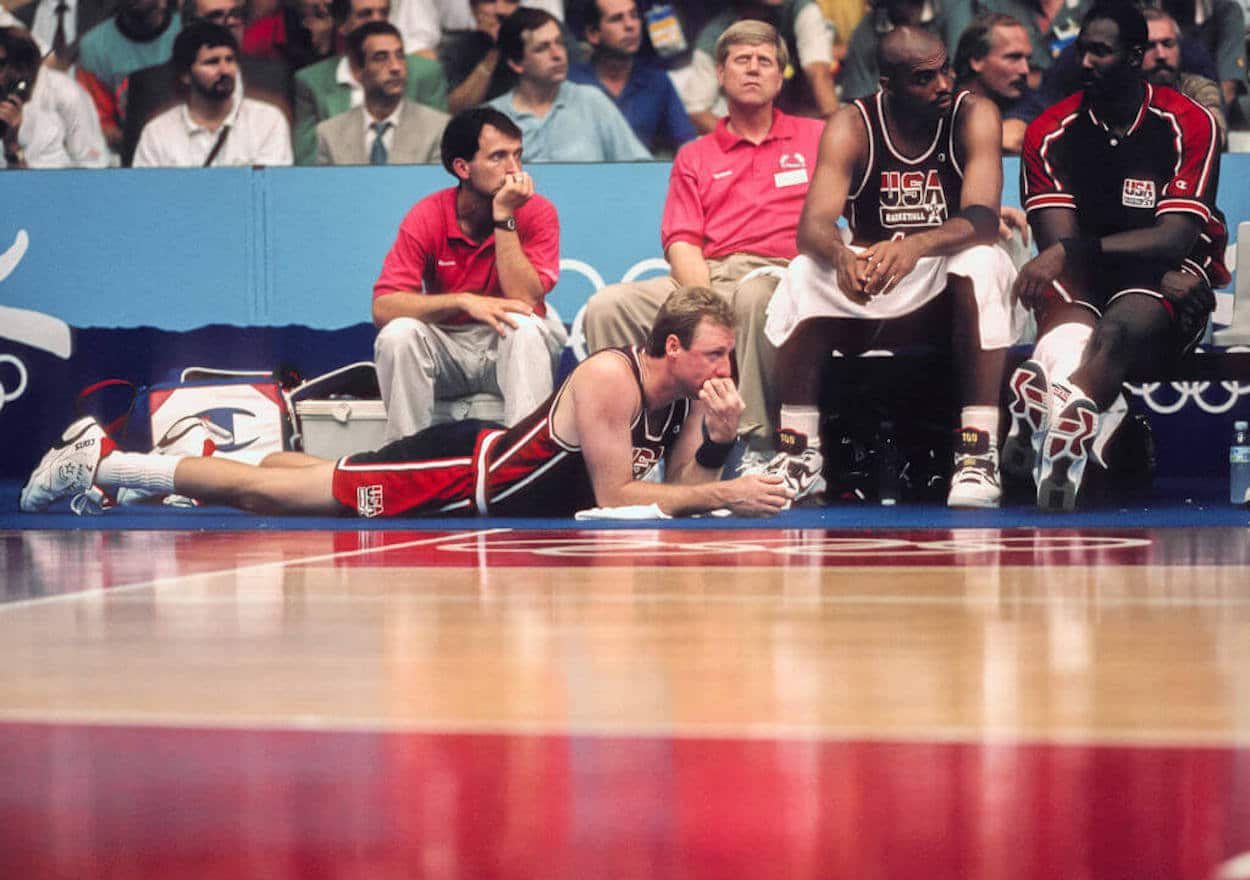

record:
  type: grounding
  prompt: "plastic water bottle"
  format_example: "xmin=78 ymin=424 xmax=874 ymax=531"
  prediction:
xmin=877 ymin=421 xmax=900 ymax=506
xmin=1231 ymin=420 xmax=1250 ymax=504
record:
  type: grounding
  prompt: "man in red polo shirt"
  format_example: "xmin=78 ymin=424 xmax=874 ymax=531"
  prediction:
xmin=581 ymin=19 xmax=825 ymax=467
xmin=372 ymin=105 xmax=567 ymax=441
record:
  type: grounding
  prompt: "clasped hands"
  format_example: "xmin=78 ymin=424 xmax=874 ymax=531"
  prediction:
xmin=836 ymin=237 xmax=920 ymax=303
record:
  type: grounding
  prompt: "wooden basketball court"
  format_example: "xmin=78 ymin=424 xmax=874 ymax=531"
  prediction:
xmin=3 ymin=524 xmax=1249 ymax=878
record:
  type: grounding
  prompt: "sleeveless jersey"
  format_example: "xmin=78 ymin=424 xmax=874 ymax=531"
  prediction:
xmin=845 ymin=90 xmax=970 ymax=246
xmin=482 ymin=346 xmax=691 ymax=517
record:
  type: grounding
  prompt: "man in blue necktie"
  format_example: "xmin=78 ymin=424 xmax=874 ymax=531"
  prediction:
xmin=315 ymin=21 xmax=450 ymax=165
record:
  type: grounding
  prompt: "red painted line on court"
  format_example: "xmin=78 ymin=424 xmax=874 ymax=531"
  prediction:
xmin=7 ymin=529 xmax=1250 ymax=605
xmin=1 ymin=721 xmax=1246 ymax=880
xmin=330 ymin=527 xmax=1250 ymax=568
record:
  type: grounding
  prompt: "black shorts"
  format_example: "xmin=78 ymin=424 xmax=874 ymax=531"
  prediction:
xmin=1042 ymin=261 xmax=1212 ymax=356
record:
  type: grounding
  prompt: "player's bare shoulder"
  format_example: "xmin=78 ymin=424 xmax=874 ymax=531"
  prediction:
xmin=555 ymin=349 xmax=643 ymax=444
xmin=817 ymin=101 xmax=871 ymax=168
xmin=953 ymin=91 xmax=1003 ymax=144
xmin=826 ymin=101 xmax=871 ymax=145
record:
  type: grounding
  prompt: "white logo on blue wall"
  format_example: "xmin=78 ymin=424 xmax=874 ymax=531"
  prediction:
xmin=0 ymin=230 xmax=73 ymax=414
xmin=561 ymin=257 xmax=670 ymax=362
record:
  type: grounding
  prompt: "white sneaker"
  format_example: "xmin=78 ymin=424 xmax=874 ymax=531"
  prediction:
xmin=946 ymin=428 xmax=1002 ymax=508
xmin=1036 ymin=388 xmax=1100 ymax=512
xmin=1001 ymin=359 xmax=1049 ymax=484
xmin=21 ymin=417 xmax=116 ymax=512
xmin=736 ymin=447 xmax=776 ymax=476
xmin=70 ymin=416 xmax=227 ymax=513
xmin=747 ymin=429 xmax=826 ymax=508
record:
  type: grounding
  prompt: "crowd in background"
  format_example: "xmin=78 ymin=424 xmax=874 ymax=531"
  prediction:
xmin=0 ymin=0 xmax=1247 ymax=167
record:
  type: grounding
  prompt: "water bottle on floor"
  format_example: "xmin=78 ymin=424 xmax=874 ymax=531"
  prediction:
xmin=1231 ymin=420 xmax=1250 ymax=504
xmin=878 ymin=421 xmax=900 ymax=506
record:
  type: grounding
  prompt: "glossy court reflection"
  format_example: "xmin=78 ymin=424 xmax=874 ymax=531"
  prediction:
xmin=2 ymin=526 xmax=1249 ymax=879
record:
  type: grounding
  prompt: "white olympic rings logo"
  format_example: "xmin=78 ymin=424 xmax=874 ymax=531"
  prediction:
xmin=0 ymin=354 xmax=29 ymax=414
xmin=1125 ymin=346 xmax=1250 ymax=414
xmin=561 ymin=257 xmax=674 ymax=362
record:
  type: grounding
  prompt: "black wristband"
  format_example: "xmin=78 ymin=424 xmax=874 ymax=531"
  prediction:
xmin=1060 ymin=236 xmax=1103 ymax=267
xmin=695 ymin=437 xmax=735 ymax=469
xmin=958 ymin=204 xmax=999 ymax=240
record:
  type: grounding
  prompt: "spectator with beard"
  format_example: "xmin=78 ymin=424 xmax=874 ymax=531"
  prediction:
xmin=954 ymin=13 xmax=1047 ymax=153
xmin=121 ymin=0 xmax=294 ymax=166
xmin=1036 ymin=5 xmax=1219 ymax=105
xmin=1141 ymin=6 xmax=1226 ymax=147
xmin=568 ymin=0 xmax=695 ymax=154
xmin=1157 ymin=0 xmax=1246 ymax=111
xmin=133 ymin=21 xmax=292 ymax=164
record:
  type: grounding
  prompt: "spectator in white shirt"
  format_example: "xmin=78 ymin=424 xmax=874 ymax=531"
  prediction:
xmin=133 ymin=20 xmax=292 ymax=165
xmin=1 ymin=25 xmax=109 ymax=168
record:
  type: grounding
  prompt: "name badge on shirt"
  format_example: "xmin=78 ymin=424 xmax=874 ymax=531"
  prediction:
xmin=1122 ymin=178 xmax=1156 ymax=208
xmin=774 ymin=169 xmax=809 ymax=188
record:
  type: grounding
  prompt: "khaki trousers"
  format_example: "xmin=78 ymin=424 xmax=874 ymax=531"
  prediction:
xmin=582 ymin=253 xmax=786 ymax=447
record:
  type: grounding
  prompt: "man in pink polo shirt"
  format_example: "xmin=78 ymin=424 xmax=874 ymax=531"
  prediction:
xmin=372 ymin=105 xmax=567 ymax=441
xmin=582 ymin=19 xmax=825 ymax=466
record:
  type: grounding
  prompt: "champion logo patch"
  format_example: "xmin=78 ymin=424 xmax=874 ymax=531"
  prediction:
xmin=357 ymin=484 xmax=384 ymax=517
xmin=1122 ymin=178 xmax=1156 ymax=208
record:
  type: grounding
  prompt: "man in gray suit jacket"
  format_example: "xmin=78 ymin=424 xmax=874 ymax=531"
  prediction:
xmin=315 ymin=21 xmax=448 ymax=164
xmin=293 ymin=0 xmax=446 ymax=164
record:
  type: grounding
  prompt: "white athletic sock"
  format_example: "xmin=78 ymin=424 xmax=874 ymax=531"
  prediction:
xmin=779 ymin=405 xmax=822 ymax=449
xmin=1091 ymin=393 xmax=1127 ymax=465
xmin=960 ymin=406 xmax=1000 ymax=438
xmin=96 ymin=452 xmax=179 ymax=494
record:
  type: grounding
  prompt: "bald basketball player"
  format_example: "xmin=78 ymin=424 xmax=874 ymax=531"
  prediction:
xmin=759 ymin=26 xmax=1024 ymax=509
xmin=21 ymin=286 xmax=793 ymax=519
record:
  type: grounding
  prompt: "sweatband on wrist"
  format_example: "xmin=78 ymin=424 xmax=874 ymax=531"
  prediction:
xmin=958 ymin=204 xmax=999 ymax=240
xmin=695 ymin=437 xmax=735 ymax=469
xmin=1060 ymin=236 xmax=1103 ymax=267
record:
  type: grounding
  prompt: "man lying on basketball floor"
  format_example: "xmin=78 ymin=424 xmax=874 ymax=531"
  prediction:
xmin=21 ymin=287 xmax=794 ymax=519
